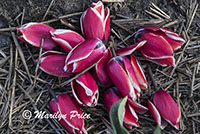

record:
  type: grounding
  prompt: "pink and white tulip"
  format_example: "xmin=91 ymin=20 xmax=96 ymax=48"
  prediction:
xmin=51 ymin=29 xmax=85 ymax=53
xmin=107 ymin=56 xmax=141 ymax=102
xmin=64 ymin=38 xmax=106 ymax=73
xmin=116 ymin=41 xmax=148 ymax=90
xmin=135 ymin=26 xmax=185 ymax=66
xmin=39 ymin=51 xmax=72 ymax=78
xmin=104 ymin=87 xmax=139 ymax=129
xmin=71 ymin=72 xmax=99 ymax=107
xmin=17 ymin=22 xmax=57 ymax=50
xmin=49 ymin=93 xmax=87 ymax=134
xmin=147 ymin=90 xmax=180 ymax=130
xmin=80 ymin=1 xmax=110 ymax=41
xmin=93 ymin=48 xmax=113 ymax=87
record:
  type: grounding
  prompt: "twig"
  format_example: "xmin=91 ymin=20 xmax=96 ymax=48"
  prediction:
xmin=190 ymin=65 xmax=197 ymax=97
xmin=33 ymin=38 xmax=44 ymax=86
xmin=9 ymin=48 xmax=18 ymax=128
xmin=148 ymin=65 xmax=159 ymax=91
xmin=111 ymin=20 xmax=132 ymax=34
xmin=11 ymin=28 xmax=33 ymax=84
xmin=170 ymin=39 xmax=190 ymax=77
xmin=42 ymin=0 xmax=55 ymax=21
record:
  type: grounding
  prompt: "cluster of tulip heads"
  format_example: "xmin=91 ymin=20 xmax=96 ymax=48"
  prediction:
xmin=17 ymin=1 xmax=185 ymax=133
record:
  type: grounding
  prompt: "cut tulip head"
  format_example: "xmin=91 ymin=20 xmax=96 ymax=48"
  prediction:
xmin=80 ymin=1 xmax=110 ymax=41
xmin=51 ymin=29 xmax=85 ymax=53
xmin=147 ymin=90 xmax=180 ymax=130
xmin=64 ymin=38 xmax=106 ymax=73
xmin=104 ymin=87 xmax=139 ymax=129
xmin=38 ymin=51 xmax=72 ymax=78
xmin=107 ymin=56 xmax=141 ymax=102
xmin=17 ymin=22 xmax=57 ymax=50
xmin=135 ymin=26 xmax=185 ymax=67
xmin=71 ymin=72 xmax=99 ymax=107
xmin=92 ymin=48 xmax=113 ymax=87
xmin=49 ymin=93 xmax=87 ymax=134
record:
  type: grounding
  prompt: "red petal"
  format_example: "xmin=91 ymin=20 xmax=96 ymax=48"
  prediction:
xmin=104 ymin=87 xmax=121 ymax=113
xmin=93 ymin=48 xmax=113 ymax=87
xmin=153 ymin=90 xmax=180 ymax=128
xmin=143 ymin=26 xmax=185 ymax=50
xmin=103 ymin=7 xmax=110 ymax=41
xmin=130 ymin=55 xmax=147 ymax=89
xmin=91 ymin=1 xmax=104 ymax=17
xmin=51 ymin=29 xmax=85 ymax=53
xmin=123 ymin=104 xmax=139 ymax=128
xmin=71 ymin=72 xmax=99 ymax=107
xmin=147 ymin=99 xmax=162 ymax=128
xmin=49 ymin=94 xmax=85 ymax=133
xmin=65 ymin=39 xmax=105 ymax=73
xmin=116 ymin=40 xmax=146 ymax=56
xmin=128 ymin=98 xmax=148 ymax=114
xmin=145 ymin=55 xmax=176 ymax=67
xmin=57 ymin=94 xmax=84 ymax=130
xmin=81 ymin=8 xmax=104 ymax=40
xmin=107 ymin=57 xmax=136 ymax=101
xmin=123 ymin=56 xmax=141 ymax=94
xmin=139 ymin=32 xmax=173 ymax=58
xmin=19 ymin=23 xmax=57 ymax=50
xmin=39 ymin=52 xmax=71 ymax=77
xmin=160 ymin=32 xmax=184 ymax=50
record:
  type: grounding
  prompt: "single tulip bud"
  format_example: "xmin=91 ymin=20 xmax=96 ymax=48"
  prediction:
xmin=17 ymin=22 xmax=57 ymax=50
xmin=80 ymin=1 xmax=110 ymax=41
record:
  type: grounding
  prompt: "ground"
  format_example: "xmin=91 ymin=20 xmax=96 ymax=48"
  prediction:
xmin=0 ymin=0 xmax=199 ymax=134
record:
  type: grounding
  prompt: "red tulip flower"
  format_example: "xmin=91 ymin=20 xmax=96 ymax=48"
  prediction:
xmin=71 ymin=72 xmax=99 ymax=107
xmin=49 ymin=93 xmax=87 ymax=134
xmin=107 ymin=41 xmax=147 ymax=102
xmin=80 ymin=1 xmax=110 ymax=41
xmin=148 ymin=90 xmax=180 ymax=130
xmin=64 ymin=38 xmax=106 ymax=73
xmin=135 ymin=26 xmax=185 ymax=66
xmin=17 ymin=22 xmax=57 ymax=50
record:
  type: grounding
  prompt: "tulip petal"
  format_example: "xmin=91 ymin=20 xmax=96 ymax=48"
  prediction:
xmin=51 ymin=29 xmax=85 ymax=52
xmin=140 ymin=32 xmax=173 ymax=58
xmin=104 ymin=88 xmax=121 ymax=113
xmin=130 ymin=55 xmax=148 ymax=89
xmin=39 ymin=51 xmax=71 ymax=77
xmin=153 ymin=90 xmax=180 ymax=129
xmin=91 ymin=1 xmax=104 ymax=18
xmin=81 ymin=7 xmax=104 ymax=40
xmin=93 ymin=48 xmax=113 ymax=86
xmin=123 ymin=56 xmax=141 ymax=94
xmin=49 ymin=94 xmax=85 ymax=133
xmin=71 ymin=72 xmax=99 ymax=107
xmin=128 ymin=98 xmax=148 ymax=114
xmin=147 ymin=99 xmax=162 ymax=128
xmin=103 ymin=7 xmax=110 ymax=41
xmin=116 ymin=40 xmax=146 ymax=56
xmin=123 ymin=104 xmax=139 ymax=128
xmin=65 ymin=39 xmax=105 ymax=73
xmin=57 ymin=94 xmax=84 ymax=131
xmin=18 ymin=23 xmax=57 ymax=50
xmin=107 ymin=57 xmax=137 ymax=101
xmin=143 ymin=26 xmax=185 ymax=50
